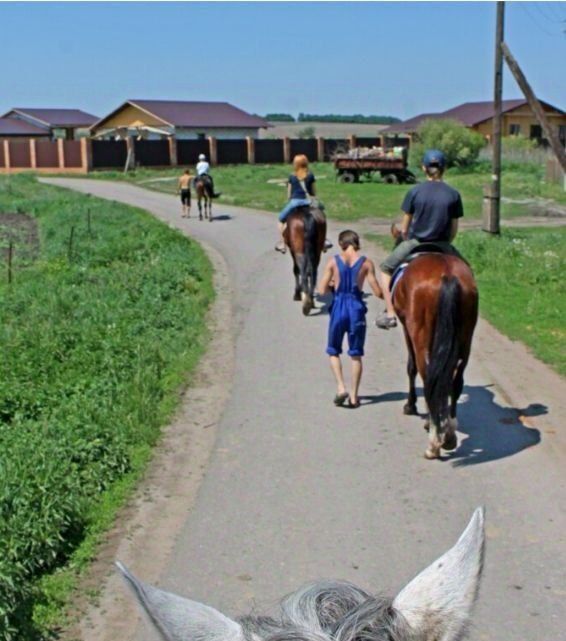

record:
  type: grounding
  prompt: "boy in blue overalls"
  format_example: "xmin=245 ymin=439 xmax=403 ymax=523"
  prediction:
xmin=319 ymin=230 xmax=383 ymax=408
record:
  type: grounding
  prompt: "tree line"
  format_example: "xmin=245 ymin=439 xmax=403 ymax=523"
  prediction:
xmin=263 ymin=113 xmax=401 ymax=124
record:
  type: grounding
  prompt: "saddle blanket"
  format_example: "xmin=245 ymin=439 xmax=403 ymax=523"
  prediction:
xmin=390 ymin=262 xmax=409 ymax=301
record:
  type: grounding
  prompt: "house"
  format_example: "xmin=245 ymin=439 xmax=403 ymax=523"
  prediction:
xmin=1 ymin=108 xmax=98 ymax=140
xmin=90 ymin=99 xmax=270 ymax=140
xmin=382 ymin=100 xmax=566 ymax=144
xmin=0 ymin=117 xmax=50 ymax=140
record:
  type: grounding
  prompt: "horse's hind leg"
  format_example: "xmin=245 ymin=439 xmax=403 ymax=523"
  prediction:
xmin=208 ymin=199 xmax=212 ymax=221
xmin=402 ymin=327 xmax=418 ymax=415
xmin=293 ymin=261 xmax=301 ymax=301
xmin=198 ymin=199 xmax=203 ymax=221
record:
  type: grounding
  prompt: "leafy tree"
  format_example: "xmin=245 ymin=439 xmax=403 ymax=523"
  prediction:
xmin=265 ymin=113 xmax=295 ymax=122
xmin=411 ymin=119 xmax=486 ymax=168
xmin=297 ymin=125 xmax=316 ymax=139
xmin=297 ymin=113 xmax=400 ymax=124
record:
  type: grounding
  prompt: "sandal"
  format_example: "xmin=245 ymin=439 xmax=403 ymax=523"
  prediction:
xmin=275 ymin=242 xmax=287 ymax=254
xmin=375 ymin=312 xmax=397 ymax=329
xmin=347 ymin=397 xmax=361 ymax=409
xmin=333 ymin=392 xmax=349 ymax=407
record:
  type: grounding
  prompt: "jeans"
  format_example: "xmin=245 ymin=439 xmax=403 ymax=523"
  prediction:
xmin=278 ymin=198 xmax=311 ymax=223
xmin=380 ymin=239 xmax=463 ymax=275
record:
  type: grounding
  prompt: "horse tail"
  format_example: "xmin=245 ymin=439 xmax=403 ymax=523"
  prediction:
xmin=425 ymin=275 xmax=462 ymax=428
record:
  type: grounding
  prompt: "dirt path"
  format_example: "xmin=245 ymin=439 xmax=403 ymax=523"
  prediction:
xmin=43 ymin=179 xmax=566 ymax=641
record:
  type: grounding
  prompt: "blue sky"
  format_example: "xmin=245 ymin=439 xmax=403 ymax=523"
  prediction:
xmin=1 ymin=2 xmax=565 ymax=120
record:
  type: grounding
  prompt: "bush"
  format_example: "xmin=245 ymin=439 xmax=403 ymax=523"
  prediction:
xmin=410 ymin=119 xmax=486 ymax=168
xmin=0 ymin=175 xmax=213 ymax=639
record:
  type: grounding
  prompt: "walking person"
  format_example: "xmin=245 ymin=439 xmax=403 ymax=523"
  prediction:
xmin=376 ymin=149 xmax=464 ymax=329
xmin=319 ymin=230 xmax=383 ymax=408
xmin=275 ymin=154 xmax=332 ymax=254
xmin=177 ymin=169 xmax=193 ymax=217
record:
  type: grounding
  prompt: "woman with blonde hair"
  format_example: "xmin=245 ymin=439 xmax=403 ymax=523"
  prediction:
xmin=275 ymin=155 xmax=331 ymax=253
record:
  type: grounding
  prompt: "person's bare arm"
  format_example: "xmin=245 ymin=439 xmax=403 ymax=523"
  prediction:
xmin=400 ymin=212 xmax=412 ymax=240
xmin=365 ymin=259 xmax=383 ymax=298
xmin=450 ymin=218 xmax=459 ymax=242
xmin=319 ymin=258 xmax=335 ymax=295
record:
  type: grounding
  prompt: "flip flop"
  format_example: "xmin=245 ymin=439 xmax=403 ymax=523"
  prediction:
xmin=333 ymin=392 xmax=349 ymax=406
xmin=347 ymin=397 xmax=361 ymax=409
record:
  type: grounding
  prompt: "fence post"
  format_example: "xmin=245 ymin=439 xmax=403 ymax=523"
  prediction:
xmin=80 ymin=138 xmax=92 ymax=172
xmin=283 ymin=137 xmax=291 ymax=164
xmin=317 ymin=137 xmax=325 ymax=162
xmin=208 ymin=137 xmax=218 ymax=166
xmin=348 ymin=135 xmax=357 ymax=150
xmin=57 ymin=138 xmax=65 ymax=169
xmin=29 ymin=139 xmax=37 ymax=169
xmin=169 ymin=137 xmax=178 ymax=167
xmin=246 ymin=137 xmax=255 ymax=164
xmin=4 ymin=141 xmax=11 ymax=172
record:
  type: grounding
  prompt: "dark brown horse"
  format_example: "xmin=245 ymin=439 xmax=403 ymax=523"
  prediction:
xmin=284 ymin=207 xmax=326 ymax=315
xmin=195 ymin=177 xmax=212 ymax=221
xmin=391 ymin=226 xmax=478 ymax=459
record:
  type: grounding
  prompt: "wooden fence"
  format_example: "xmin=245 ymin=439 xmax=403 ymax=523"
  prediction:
xmin=0 ymin=134 xmax=409 ymax=173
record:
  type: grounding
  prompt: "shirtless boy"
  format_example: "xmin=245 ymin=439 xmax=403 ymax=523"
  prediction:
xmin=178 ymin=169 xmax=193 ymax=217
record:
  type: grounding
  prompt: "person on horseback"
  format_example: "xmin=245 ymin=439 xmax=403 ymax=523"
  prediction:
xmin=375 ymin=149 xmax=464 ymax=329
xmin=275 ymin=154 xmax=332 ymax=254
xmin=319 ymin=230 xmax=383 ymax=408
xmin=195 ymin=153 xmax=221 ymax=198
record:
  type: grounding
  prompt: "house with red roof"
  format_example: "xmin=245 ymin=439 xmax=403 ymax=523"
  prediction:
xmin=1 ymin=108 xmax=98 ymax=140
xmin=90 ymin=99 xmax=270 ymax=140
xmin=382 ymin=99 xmax=566 ymax=144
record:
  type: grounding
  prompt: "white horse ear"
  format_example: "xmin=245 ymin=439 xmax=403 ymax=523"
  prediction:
xmin=115 ymin=562 xmax=245 ymax=641
xmin=393 ymin=507 xmax=485 ymax=641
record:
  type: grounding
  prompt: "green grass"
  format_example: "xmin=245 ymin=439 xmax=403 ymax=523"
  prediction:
xmin=0 ymin=174 xmax=214 ymax=639
xmin=91 ymin=160 xmax=566 ymax=222
xmin=368 ymin=227 xmax=565 ymax=376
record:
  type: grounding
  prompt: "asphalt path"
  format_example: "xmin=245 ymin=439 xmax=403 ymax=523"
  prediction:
xmin=43 ymin=179 xmax=565 ymax=641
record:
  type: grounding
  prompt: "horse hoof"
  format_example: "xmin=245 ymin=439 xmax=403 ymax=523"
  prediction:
xmin=302 ymin=305 xmax=311 ymax=316
xmin=424 ymin=447 xmax=440 ymax=460
xmin=403 ymin=403 xmax=417 ymax=415
xmin=442 ymin=432 xmax=458 ymax=451
xmin=293 ymin=293 xmax=301 ymax=301
xmin=423 ymin=421 xmax=430 ymax=432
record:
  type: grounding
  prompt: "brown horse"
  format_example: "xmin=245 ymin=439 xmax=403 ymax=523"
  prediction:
xmin=390 ymin=226 xmax=478 ymax=459
xmin=284 ymin=206 xmax=326 ymax=315
xmin=195 ymin=177 xmax=212 ymax=221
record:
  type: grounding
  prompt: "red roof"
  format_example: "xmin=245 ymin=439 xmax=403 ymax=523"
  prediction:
xmin=382 ymin=99 xmax=564 ymax=134
xmin=3 ymin=108 xmax=98 ymax=127
xmin=93 ymin=100 xmax=269 ymax=130
xmin=0 ymin=117 xmax=50 ymax=136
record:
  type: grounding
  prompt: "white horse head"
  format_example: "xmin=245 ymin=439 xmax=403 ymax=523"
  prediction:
xmin=117 ymin=508 xmax=484 ymax=641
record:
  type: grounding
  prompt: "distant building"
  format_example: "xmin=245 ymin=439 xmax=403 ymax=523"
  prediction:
xmin=91 ymin=99 xmax=270 ymax=140
xmin=1 ymin=108 xmax=98 ymax=140
xmin=382 ymin=99 xmax=566 ymax=144
xmin=0 ymin=117 xmax=50 ymax=140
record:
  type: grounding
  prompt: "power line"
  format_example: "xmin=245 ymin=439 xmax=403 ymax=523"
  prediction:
xmin=519 ymin=2 xmax=565 ymax=37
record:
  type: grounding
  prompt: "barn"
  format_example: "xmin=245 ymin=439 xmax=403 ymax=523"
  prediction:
xmin=91 ymin=100 xmax=270 ymax=140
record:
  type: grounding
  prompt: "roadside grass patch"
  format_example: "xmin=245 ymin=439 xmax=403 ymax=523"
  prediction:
xmin=91 ymin=161 xmax=565 ymax=222
xmin=0 ymin=175 xmax=214 ymax=639
xmin=367 ymin=227 xmax=565 ymax=376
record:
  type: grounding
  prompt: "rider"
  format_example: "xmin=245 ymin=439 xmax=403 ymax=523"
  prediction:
xmin=375 ymin=149 xmax=464 ymax=329
xmin=195 ymin=154 xmax=221 ymax=198
xmin=275 ymin=154 xmax=332 ymax=254
xmin=319 ymin=230 xmax=383 ymax=408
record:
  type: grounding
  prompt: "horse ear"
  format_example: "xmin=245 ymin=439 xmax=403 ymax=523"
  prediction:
xmin=393 ymin=507 xmax=485 ymax=641
xmin=115 ymin=562 xmax=244 ymax=641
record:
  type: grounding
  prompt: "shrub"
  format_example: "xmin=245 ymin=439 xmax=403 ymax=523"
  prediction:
xmin=0 ymin=175 xmax=213 ymax=639
xmin=410 ymin=119 xmax=486 ymax=168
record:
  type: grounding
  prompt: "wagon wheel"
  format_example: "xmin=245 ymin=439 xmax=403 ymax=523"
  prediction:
xmin=339 ymin=172 xmax=356 ymax=184
xmin=383 ymin=173 xmax=399 ymax=185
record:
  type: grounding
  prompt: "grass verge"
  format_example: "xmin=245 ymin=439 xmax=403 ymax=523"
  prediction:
xmin=367 ymin=227 xmax=565 ymax=376
xmin=90 ymin=160 xmax=565 ymax=221
xmin=0 ymin=174 xmax=214 ymax=639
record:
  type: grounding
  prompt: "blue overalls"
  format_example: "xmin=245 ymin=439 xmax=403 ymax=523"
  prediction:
xmin=326 ymin=255 xmax=368 ymax=357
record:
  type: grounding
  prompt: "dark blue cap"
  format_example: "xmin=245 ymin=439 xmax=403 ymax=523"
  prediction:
xmin=423 ymin=149 xmax=446 ymax=168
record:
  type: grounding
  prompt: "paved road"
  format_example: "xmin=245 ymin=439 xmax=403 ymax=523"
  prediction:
xmin=44 ymin=180 xmax=565 ymax=641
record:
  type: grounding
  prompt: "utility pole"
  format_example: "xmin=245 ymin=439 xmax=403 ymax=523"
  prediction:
xmin=484 ymin=1 xmax=505 ymax=234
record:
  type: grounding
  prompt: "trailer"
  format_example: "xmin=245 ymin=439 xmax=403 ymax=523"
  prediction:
xmin=334 ymin=148 xmax=416 ymax=185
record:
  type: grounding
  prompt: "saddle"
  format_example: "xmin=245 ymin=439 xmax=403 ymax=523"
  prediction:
xmin=295 ymin=202 xmax=326 ymax=225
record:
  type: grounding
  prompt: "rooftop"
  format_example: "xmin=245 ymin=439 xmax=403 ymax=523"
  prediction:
xmin=3 ymin=108 xmax=99 ymax=128
xmin=0 ymin=117 xmax=50 ymax=136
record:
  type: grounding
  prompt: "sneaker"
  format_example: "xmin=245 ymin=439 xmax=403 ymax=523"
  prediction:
xmin=275 ymin=241 xmax=287 ymax=254
xmin=375 ymin=312 xmax=397 ymax=329
xmin=323 ymin=239 xmax=333 ymax=252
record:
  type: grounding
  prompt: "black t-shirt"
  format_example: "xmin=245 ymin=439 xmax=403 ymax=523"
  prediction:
xmin=288 ymin=173 xmax=315 ymax=199
xmin=401 ymin=181 xmax=463 ymax=242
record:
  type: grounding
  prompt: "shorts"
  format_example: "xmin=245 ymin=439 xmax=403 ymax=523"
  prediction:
xmin=180 ymin=189 xmax=191 ymax=206
xmin=326 ymin=297 xmax=368 ymax=357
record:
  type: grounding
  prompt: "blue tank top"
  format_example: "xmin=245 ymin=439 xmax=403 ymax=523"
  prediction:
xmin=335 ymin=255 xmax=366 ymax=298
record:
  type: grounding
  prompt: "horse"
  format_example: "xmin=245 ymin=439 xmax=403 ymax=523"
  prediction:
xmin=390 ymin=225 xmax=478 ymax=459
xmin=195 ymin=176 xmax=213 ymax=222
xmin=116 ymin=508 xmax=485 ymax=641
xmin=284 ymin=206 xmax=326 ymax=315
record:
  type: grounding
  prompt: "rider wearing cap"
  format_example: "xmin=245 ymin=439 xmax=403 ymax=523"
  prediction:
xmin=195 ymin=154 xmax=221 ymax=198
xmin=375 ymin=149 xmax=464 ymax=329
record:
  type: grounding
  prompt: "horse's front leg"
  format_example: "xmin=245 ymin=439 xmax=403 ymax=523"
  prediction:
xmin=198 ymin=199 xmax=203 ymax=221
xmin=444 ymin=359 xmax=465 ymax=451
xmin=208 ymin=199 xmax=212 ymax=222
